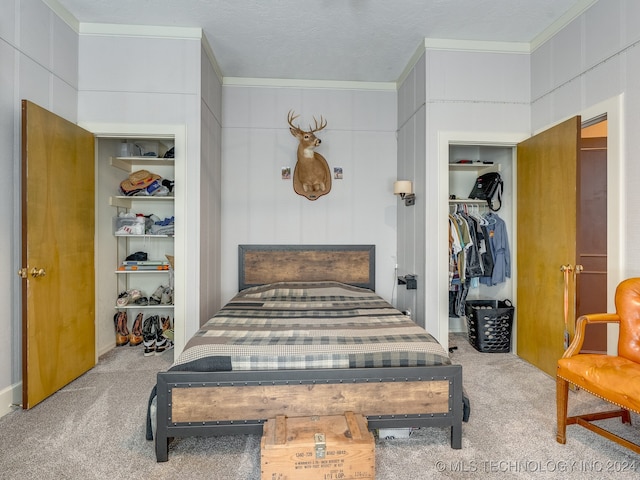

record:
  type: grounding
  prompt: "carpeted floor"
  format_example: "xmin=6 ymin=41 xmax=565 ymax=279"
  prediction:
xmin=1 ymin=333 xmax=639 ymax=479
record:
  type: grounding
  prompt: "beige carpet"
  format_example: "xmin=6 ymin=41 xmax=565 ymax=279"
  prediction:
xmin=0 ymin=333 xmax=639 ymax=479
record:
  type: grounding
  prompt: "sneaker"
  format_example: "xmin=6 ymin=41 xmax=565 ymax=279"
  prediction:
xmin=116 ymin=291 xmax=130 ymax=307
xmin=154 ymin=316 xmax=168 ymax=354
xmin=161 ymin=287 xmax=173 ymax=305
xmin=149 ymin=285 xmax=165 ymax=305
xmin=142 ymin=315 xmax=156 ymax=356
xmin=134 ymin=296 xmax=149 ymax=306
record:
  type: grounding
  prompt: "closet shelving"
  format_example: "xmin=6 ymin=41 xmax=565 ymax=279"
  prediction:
xmin=109 ymin=141 xmax=175 ymax=312
xmin=448 ymin=162 xmax=500 ymax=206
xmin=447 ymin=144 xmax=513 ymax=338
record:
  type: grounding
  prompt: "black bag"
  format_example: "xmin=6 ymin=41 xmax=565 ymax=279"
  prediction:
xmin=469 ymin=172 xmax=503 ymax=211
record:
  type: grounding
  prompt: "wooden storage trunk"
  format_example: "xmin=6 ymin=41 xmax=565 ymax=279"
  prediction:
xmin=261 ymin=411 xmax=375 ymax=480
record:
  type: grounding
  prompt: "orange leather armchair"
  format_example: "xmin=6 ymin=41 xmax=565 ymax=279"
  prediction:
xmin=556 ymin=277 xmax=640 ymax=453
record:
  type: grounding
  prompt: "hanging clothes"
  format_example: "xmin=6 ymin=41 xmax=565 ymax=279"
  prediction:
xmin=480 ymin=212 xmax=511 ymax=286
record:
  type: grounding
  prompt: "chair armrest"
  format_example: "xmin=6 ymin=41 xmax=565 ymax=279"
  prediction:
xmin=562 ymin=313 xmax=620 ymax=358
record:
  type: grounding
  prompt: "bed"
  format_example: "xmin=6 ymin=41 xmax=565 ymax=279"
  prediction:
xmin=151 ymin=244 xmax=464 ymax=462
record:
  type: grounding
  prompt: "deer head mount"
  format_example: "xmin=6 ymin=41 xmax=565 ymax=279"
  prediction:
xmin=287 ymin=110 xmax=331 ymax=201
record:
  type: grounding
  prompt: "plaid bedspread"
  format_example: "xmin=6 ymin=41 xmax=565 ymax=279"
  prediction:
xmin=170 ymin=281 xmax=451 ymax=372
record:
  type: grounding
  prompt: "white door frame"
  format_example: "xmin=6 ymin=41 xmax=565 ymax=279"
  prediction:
xmin=81 ymin=122 xmax=188 ymax=360
xmin=438 ymin=131 xmax=526 ymax=353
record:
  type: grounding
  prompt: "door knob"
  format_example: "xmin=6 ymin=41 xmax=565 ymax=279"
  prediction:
xmin=30 ymin=267 xmax=46 ymax=278
xmin=17 ymin=268 xmax=27 ymax=279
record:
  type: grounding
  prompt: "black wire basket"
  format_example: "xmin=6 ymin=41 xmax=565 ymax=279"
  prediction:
xmin=465 ymin=299 xmax=514 ymax=353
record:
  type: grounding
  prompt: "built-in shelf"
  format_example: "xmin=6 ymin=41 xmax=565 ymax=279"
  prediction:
xmin=114 ymin=234 xmax=173 ymax=238
xmin=114 ymin=305 xmax=174 ymax=310
xmin=448 ymin=162 xmax=500 ymax=175
xmin=115 ymin=270 xmax=170 ymax=274
xmin=109 ymin=195 xmax=174 ymax=208
xmin=449 ymin=198 xmax=489 ymax=204
xmin=110 ymin=156 xmax=174 ymax=172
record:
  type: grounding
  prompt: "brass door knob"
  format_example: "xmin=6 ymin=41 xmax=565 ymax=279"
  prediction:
xmin=17 ymin=268 xmax=27 ymax=279
xmin=30 ymin=267 xmax=46 ymax=278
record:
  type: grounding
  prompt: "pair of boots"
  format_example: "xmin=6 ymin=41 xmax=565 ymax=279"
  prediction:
xmin=142 ymin=315 xmax=173 ymax=356
xmin=113 ymin=312 xmax=144 ymax=347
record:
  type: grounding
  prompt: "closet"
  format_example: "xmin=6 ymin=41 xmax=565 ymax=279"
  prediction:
xmin=92 ymin=126 xmax=186 ymax=361
xmin=448 ymin=144 xmax=514 ymax=337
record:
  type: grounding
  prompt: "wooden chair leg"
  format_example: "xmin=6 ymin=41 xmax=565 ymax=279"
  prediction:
xmin=556 ymin=376 xmax=569 ymax=444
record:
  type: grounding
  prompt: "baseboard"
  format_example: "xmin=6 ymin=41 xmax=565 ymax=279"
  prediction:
xmin=0 ymin=381 xmax=22 ymax=418
xmin=449 ymin=316 xmax=467 ymax=333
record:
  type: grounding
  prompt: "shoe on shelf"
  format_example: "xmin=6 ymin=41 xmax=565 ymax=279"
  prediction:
xmin=154 ymin=316 xmax=169 ymax=355
xmin=129 ymin=312 xmax=144 ymax=346
xmin=149 ymin=285 xmax=166 ymax=305
xmin=161 ymin=287 xmax=173 ymax=305
xmin=142 ymin=315 xmax=156 ymax=356
xmin=161 ymin=316 xmax=174 ymax=342
xmin=128 ymin=289 xmax=142 ymax=303
xmin=134 ymin=296 xmax=149 ymax=306
xmin=116 ymin=291 xmax=130 ymax=307
xmin=113 ymin=311 xmax=129 ymax=347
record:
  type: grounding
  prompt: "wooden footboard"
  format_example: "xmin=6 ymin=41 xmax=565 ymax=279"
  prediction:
xmin=155 ymin=365 xmax=463 ymax=462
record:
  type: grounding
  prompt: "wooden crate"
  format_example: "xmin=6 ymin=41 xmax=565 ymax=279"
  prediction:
xmin=261 ymin=411 xmax=375 ymax=480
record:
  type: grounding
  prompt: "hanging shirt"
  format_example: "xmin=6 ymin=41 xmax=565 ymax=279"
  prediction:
xmin=480 ymin=212 xmax=511 ymax=286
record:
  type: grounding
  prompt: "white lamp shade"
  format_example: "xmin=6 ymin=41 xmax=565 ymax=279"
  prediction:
xmin=394 ymin=180 xmax=413 ymax=195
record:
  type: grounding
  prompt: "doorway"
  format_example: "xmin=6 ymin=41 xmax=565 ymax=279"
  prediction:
xmin=577 ymin=116 xmax=608 ymax=353
xmin=81 ymin=123 xmax=188 ymax=360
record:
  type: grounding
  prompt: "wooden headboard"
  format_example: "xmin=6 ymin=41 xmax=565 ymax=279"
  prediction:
xmin=238 ymin=244 xmax=375 ymax=291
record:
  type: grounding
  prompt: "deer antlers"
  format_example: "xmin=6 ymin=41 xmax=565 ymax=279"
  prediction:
xmin=287 ymin=110 xmax=327 ymax=134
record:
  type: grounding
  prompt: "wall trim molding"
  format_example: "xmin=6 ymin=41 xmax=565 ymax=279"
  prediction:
xmin=42 ymin=0 xmax=79 ymax=31
xmin=531 ymin=0 xmax=599 ymax=52
xmin=222 ymin=77 xmax=396 ymax=91
xmin=424 ymin=38 xmax=530 ymax=54
xmin=0 ymin=382 xmax=21 ymax=418
xmin=78 ymin=23 xmax=202 ymax=39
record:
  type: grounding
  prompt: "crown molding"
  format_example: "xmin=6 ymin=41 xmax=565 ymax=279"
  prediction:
xmin=531 ymin=0 xmax=599 ymax=52
xmin=223 ymin=77 xmax=396 ymax=91
xmin=42 ymin=0 xmax=79 ymax=31
xmin=423 ymin=38 xmax=530 ymax=54
xmin=201 ymin=34 xmax=224 ymax=85
xmin=78 ymin=23 xmax=202 ymax=39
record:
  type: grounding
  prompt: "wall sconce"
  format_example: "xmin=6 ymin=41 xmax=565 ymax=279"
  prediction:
xmin=394 ymin=180 xmax=415 ymax=206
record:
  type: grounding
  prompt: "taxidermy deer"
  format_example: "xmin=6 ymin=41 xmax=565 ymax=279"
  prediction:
xmin=287 ymin=110 xmax=331 ymax=200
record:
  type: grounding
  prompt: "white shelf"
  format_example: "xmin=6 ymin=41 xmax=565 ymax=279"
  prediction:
xmin=115 ymin=270 xmax=171 ymax=274
xmin=110 ymin=195 xmax=174 ymax=208
xmin=110 ymin=156 xmax=174 ymax=172
xmin=448 ymin=162 xmax=500 ymax=174
xmin=114 ymin=233 xmax=173 ymax=238
xmin=449 ymin=198 xmax=489 ymax=204
xmin=114 ymin=305 xmax=174 ymax=310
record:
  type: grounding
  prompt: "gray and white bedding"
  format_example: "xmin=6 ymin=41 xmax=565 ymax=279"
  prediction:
xmin=169 ymin=281 xmax=451 ymax=372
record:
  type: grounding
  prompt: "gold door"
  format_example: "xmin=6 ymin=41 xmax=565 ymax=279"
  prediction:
xmin=21 ymin=100 xmax=96 ymax=408
xmin=516 ymin=116 xmax=580 ymax=377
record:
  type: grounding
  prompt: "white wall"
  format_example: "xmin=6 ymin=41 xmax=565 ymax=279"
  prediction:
xmin=530 ymin=0 xmax=637 ymax=288
xmin=220 ymin=84 xmax=398 ymax=305
xmin=396 ymin=53 xmax=426 ymax=326
xmin=397 ymin=45 xmax=531 ymax=350
xmin=77 ymin=26 xmax=211 ymax=354
xmin=0 ymin=0 xmax=80 ymax=417
xmin=199 ymin=45 xmax=223 ymax=325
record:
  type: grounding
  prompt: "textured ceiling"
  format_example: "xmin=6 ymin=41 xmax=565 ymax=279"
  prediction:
xmin=54 ymin=0 xmax=596 ymax=83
